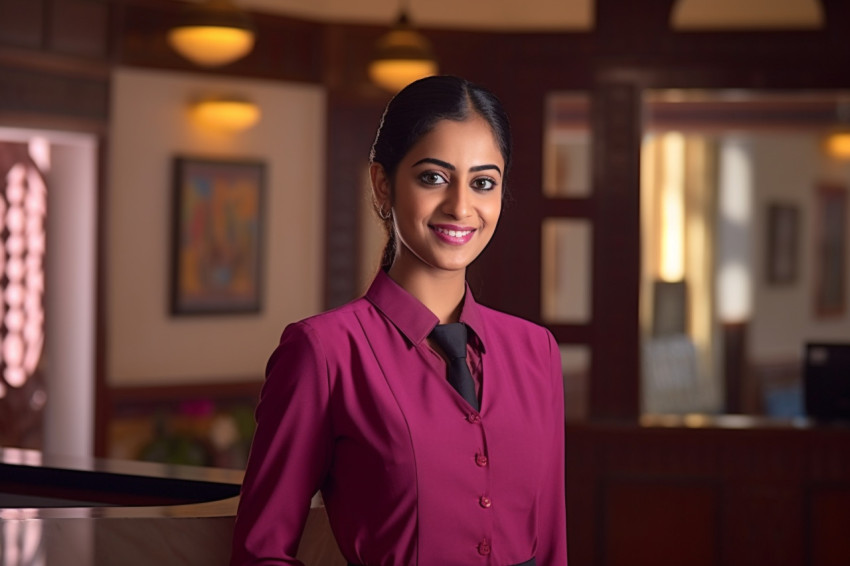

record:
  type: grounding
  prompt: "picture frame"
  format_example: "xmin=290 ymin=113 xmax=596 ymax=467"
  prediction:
xmin=813 ymin=184 xmax=848 ymax=317
xmin=765 ymin=202 xmax=799 ymax=286
xmin=170 ymin=157 xmax=265 ymax=315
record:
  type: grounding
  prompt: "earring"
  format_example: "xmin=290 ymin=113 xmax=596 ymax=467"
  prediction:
xmin=378 ymin=206 xmax=392 ymax=220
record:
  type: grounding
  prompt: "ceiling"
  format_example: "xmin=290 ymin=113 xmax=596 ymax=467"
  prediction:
xmin=225 ymin=0 xmax=823 ymax=31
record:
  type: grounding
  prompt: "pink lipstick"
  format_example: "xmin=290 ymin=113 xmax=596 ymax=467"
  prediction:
xmin=431 ymin=224 xmax=475 ymax=245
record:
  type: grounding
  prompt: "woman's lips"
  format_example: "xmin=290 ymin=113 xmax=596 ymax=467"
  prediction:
xmin=431 ymin=225 xmax=475 ymax=245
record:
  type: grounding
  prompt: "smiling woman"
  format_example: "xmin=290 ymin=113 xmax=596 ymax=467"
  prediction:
xmin=371 ymin=115 xmax=504 ymax=303
xmin=230 ymin=76 xmax=567 ymax=566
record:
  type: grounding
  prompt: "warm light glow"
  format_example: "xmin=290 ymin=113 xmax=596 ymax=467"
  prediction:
xmin=825 ymin=132 xmax=850 ymax=160
xmin=718 ymin=263 xmax=752 ymax=322
xmin=369 ymin=58 xmax=439 ymax=93
xmin=671 ymin=0 xmax=823 ymax=29
xmin=718 ymin=140 xmax=752 ymax=223
xmin=659 ymin=133 xmax=685 ymax=282
xmin=716 ymin=137 xmax=753 ymax=322
xmin=191 ymin=99 xmax=261 ymax=131
xmin=369 ymin=21 xmax=438 ymax=92
xmin=168 ymin=26 xmax=255 ymax=67
xmin=0 ymin=159 xmax=46 ymax=399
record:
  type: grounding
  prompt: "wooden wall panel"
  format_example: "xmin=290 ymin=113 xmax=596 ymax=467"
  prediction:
xmin=322 ymin=91 xmax=385 ymax=308
xmin=118 ymin=1 xmax=324 ymax=84
xmin=0 ymin=0 xmax=44 ymax=48
xmin=721 ymin=481 xmax=804 ymax=566
xmin=603 ymin=480 xmax=718 ymax=566
xmin=0 ymin=65 xmax=109 ymax=122
xmin=810 ymin=488 xmax=850 ymax=566
xmin=566 ymin=424 xmax=850 ymax=566
xmin=589 ymin=80 xmax=643 ymax=420
xmin=49 ymin=0 xmax=110 ymax=58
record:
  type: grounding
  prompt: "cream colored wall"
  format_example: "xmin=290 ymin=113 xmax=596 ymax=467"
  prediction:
xmin=749 ymin=133 xmax=850 ymax=364
xmin=108 ymin=67 xmax=325 ymax=386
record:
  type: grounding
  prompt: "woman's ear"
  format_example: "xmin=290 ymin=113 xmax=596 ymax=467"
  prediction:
xmin=370 ymin=162 xmax=391 ymax=210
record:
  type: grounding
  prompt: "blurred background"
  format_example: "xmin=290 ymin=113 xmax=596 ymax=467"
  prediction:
xmin=1 ymin=0 xmax=849 ymax=563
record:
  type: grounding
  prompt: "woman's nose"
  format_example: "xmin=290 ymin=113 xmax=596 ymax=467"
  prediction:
xmin=442 ymin=184 xmax=471 ymax=219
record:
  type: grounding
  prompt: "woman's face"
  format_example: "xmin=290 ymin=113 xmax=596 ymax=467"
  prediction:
xmin=376 ymin=115 xmax=504 ymax=278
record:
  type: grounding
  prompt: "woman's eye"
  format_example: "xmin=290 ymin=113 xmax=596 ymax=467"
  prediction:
xmin=420 ymin=171 xmax=447 ymax=185
xmin=473 ymin=177 xmax=497 ymax=191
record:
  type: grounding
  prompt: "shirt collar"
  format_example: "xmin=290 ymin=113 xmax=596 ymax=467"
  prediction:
xmin=365 ymin=270 xmax=486 ymax=351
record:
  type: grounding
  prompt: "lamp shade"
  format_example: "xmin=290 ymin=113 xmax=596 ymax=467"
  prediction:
xmin=191 ymin=98 xmax=261 ymax=131
xmin=368 ymin=13 xmax=438 ymax=93
xmin=168 ymin=0 xmax=255 ymax=67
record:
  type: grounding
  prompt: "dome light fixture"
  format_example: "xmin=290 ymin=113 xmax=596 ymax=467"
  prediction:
xmin=190 ymin=97 xmax=261 ymax=131
xmin=168 ymin=0 xmax=255 ymax=67
xmin=368 ymin=5 xmax=438 ymax=93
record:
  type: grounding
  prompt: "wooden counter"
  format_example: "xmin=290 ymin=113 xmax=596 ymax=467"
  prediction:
xmin=8 ymin=415 xmax=848 ymax=565
xmin=566 ymin=415 xmax=850 ymax=566
xmin=0 ymin=448 xmax=344 ymax=566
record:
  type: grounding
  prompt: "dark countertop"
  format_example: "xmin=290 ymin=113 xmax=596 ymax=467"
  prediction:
xmin=0 ymin=447 xmax=344 ymax=566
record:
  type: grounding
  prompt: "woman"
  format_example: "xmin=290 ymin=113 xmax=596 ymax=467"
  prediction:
xmin=231 ymin=75 xmax=567 ymax=566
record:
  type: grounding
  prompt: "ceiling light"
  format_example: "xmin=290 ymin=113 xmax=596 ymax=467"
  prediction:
xmin=168 ymin=0 xmax=255 ymax=67
xmin=190 ymin=97 xmax=261 ymax=131
xmin=368 ymin=10 xmax=438 ymax=93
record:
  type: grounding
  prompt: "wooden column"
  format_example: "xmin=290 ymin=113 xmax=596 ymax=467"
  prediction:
xmin=589 ymin=76 xmax=644 ymax=421
xmin=722 ymin=321 xmax=750 ymax=414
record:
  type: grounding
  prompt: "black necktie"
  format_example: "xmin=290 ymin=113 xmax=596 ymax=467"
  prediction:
xmin=430 ymin=323 xmax=479 ymax=411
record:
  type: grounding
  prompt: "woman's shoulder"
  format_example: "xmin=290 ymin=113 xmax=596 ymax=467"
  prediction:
xmin=269 ymin=297 xmax=373 ymax=369
xmin=286 ymin=296 xmax=372 ymax=336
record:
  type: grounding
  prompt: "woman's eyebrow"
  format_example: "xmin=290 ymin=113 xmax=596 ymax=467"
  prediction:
xmin=412 ymin=157 xmax=454 ymax=170
xmin=412 ymin=157 xmax=502 ymax=176
xmin=470 ymin=164 xmax=502 ymax=175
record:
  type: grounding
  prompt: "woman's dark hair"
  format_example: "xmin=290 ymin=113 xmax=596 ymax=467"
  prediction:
xmin=369 ymin=75 xmax=512 ymax=270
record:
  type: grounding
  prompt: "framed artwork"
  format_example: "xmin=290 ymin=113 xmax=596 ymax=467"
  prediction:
xmin=813 ymin=184 xmax=847 ymax=317
xmin=170 ymin=157 xmax=265 ymax=315
xmin=765 ymin=203 xmax=799 ymax=285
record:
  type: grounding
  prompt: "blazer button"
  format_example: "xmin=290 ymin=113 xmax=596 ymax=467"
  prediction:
xmin=467 ymin=413 xmax=481 ymax=424
xmin=478 ymin=539 xmax=491 ymax=555
xmin=479 ymin=495 xmax=492 ymax=508
xmin=475 ymin=453 xmax=488 ymax=467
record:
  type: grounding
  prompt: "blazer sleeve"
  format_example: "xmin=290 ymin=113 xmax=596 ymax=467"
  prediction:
xmin=535 ymin=329 xmax=568 ymax=565
xmin=230 ymin=321 xmax=334 ymax=566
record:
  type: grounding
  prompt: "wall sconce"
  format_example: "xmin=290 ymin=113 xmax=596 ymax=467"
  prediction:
xmin=190 ymin=97 xmax=261 ymax=131
xmin=368 ymin=4 xmax=438 ymax=93
xmin=825 ymin=98 xmax=850 ymax=160
xmin=168 ymin=0 xmax=255 ymax=67
xmin=825 ymin=132 xmax=850 ymax=160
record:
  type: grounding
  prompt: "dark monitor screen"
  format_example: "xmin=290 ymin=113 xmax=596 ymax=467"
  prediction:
xmin=804 ymin=343 xmax=850 ymax=421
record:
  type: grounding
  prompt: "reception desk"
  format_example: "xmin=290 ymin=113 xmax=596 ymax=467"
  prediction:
xmin=9 ymin=415 xmax=849 ymax=565
xmin=0 ymin=447 xmax=344 ymax=566
xmin=565 ymin=415 xmax=850 ymax=566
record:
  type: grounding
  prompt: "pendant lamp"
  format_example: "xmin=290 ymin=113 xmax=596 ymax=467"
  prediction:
xmin=368 ymin=4 xmax=438 ymax=93
xmin=168 ymin=0 xmax=256 ymax=67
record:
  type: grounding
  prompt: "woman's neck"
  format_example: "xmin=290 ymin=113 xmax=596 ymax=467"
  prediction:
xmin=387 ymin=262 xmax=466 ymax=324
